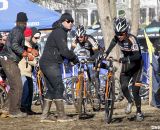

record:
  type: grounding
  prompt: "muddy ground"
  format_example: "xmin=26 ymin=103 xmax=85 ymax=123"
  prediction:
xmin=0 ymin=100 xmax=160 ymax=130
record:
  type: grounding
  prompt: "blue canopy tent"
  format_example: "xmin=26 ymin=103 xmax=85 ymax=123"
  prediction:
xmin=0 ymin=0 xmax=61 ymax=31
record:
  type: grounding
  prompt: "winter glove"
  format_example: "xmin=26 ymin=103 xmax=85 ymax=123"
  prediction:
xmin=27 ymin=53 xmax=35 ymax=61
xmin=119 ymin=57 xmax=130 ymax=63
xmin=27 ymin=47 xmax=39 ymax=57
xmin=22 ymin=51 xmax=28 ymax=57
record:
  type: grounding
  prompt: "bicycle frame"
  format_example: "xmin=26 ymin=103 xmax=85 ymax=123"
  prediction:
xmin=36 ymin=68 xmax=44 ymax=97
xmin=95 ymin=56 xmax=116 ymax=123
xmin=74 ymin=58 xmax=96 ymax=116
xmin=105 ymin=72 xmax=113 ymax=98
xmin=76 ymin=60 xmax=89 ymax=98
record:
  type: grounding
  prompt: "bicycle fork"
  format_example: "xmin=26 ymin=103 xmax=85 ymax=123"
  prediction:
xmin=105 ymin=73 xmax=112 ymax=100
xmin=75 ymin=72 xmax=88 ymax=114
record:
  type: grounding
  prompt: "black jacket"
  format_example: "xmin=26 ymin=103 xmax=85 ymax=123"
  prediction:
xmin=0 ymin=26 xmax=26 ymax=63
xmin=40 ymin=21 xmax=77 ymax=64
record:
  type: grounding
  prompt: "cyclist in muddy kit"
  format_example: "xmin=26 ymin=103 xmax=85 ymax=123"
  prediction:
xmin=71 ymin=25 xmax=103 ymax=110
xmin=104 ymin=18 xmax=144 ymax=121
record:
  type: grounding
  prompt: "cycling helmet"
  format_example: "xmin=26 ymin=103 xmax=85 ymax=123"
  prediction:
xmin=114 ymin=18 xmax=129 ymax=33
xmin=75 ymin=25 xmax=86 ymax=37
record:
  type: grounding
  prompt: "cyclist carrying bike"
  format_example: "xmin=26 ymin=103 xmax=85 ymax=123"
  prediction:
xmin=104 ymin=18 xmax=144 ymax=121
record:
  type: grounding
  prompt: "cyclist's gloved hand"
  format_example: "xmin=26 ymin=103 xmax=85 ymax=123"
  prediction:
xmin=87 ymin=57 xmax=94 ymax=61
xmin=119 ymin=57 xmax=130 ymax=63
xmin=72 ymin=57 xmax=79 ymax=65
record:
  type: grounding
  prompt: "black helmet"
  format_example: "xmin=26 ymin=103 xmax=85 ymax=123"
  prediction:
xmin=75 ymin=25 xmax=86 ymax=37
xmin=114 ymin=18 xmax=129 ymax=33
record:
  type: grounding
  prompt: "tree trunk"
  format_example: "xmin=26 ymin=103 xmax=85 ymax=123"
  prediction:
xmin=109 ymin=0 xmax=116 ymax=19
xmin=96 ymin=0 xmax=121 ymax=80
xmin=130 ymin=0 xmax=140 ymax=35
xmin=96 ymin=0 xmax=114 ymax=49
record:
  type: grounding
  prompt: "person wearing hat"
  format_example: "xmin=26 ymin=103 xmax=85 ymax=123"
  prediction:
xmin=19 ymin=27 xmax=38 ymax=115
xmin=30 ymin=27 xmax=41 ymax=50
xmin=0 ymin=12 xmax=38 ymax=118
xmin=40 ymin=13 xmax=79 ymax=122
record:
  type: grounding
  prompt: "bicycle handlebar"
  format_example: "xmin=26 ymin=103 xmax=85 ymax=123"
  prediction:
xmin=94 ymin=54 xmax=118 ymax=71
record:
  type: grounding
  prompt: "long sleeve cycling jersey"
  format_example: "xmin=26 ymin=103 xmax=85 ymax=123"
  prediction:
xmin=106 ymin=34 xmax=142 ymax=62
xmin=71 ymin=35 xmax=100 ymax=60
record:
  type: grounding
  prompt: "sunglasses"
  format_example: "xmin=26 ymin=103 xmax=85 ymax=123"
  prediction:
xmin=65 ymin=20 xmax=74 ymax=24
xmin=34 ymin=37 xmax=40 ymax=39
xmin=116 ymin=32 xmax=126 ymax=36
xmin=77 ymin=36 xmax=84 ymax=39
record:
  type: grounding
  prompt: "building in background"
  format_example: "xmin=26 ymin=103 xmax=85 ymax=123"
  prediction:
xmin=33 ymin=0 xmax=160 ymax=27
xmin=116 ymin=0 xmax=160 ymax=25
xmin=37 ymin=0 xmax=98 ymax=27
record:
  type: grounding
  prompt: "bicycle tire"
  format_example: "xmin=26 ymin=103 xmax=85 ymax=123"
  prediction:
xmin=90 ymin=80 xmax=101 ymax=111
xmin=83 ymin=81 xmax=94 ymax=113
xmin=77 ymin=75 xmax=84 ymax=115
xmin=63 ymin=76 xmax=77 ymax=105
xmin=128 ymin=84 xmax=149 ymax=100
xmin=0 ymin=85 xmax=8 ymax=109
xmin=35 ymin=70 xmax=46 ymax=111
xmin=105 ymin=77 xmax=115 ymax=124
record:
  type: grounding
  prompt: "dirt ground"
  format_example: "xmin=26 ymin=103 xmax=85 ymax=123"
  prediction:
xmin=0 ymin=100 xmax=160 ymax=130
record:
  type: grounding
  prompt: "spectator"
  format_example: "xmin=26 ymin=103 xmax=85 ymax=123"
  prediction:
xmin=0 ymin=12 xmax=38 ymax=118
xmin=40 ymin=13 xmax=79 ymax=122
xmin=19 ymin=27 xmax=38 ymax=115
xmin=30 ymin=27 xmax=41 ymax=50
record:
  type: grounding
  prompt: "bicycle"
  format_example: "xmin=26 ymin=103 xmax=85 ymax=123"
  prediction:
xmin=0 ymin=67 xmax=9 ymax=109
xmin=127 ymin=63 xmax=149 ymax=101
xmin=128 ymin=78 xmax=149 ymax=100
xmin=32 ymin=58 xmax=46 ymax=111
xmin=63 ymin=76 xmax=77 ymax=105
xmin=73 ymin=58 xmax=97 ymax=119
xmin=0 ymin=79 xmax=9 ymax=109
xmin=95 ymin=56 xmax=117 ymax=124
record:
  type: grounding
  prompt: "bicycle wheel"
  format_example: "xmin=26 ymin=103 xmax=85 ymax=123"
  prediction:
xmin=35 ymin=70 xmax=46 ymax=111
xmin=139 ymin=85 xmax=149 ymax=100
xmin=0 ymin=85 xmax=8 ymax=109
xmin=83 ymin=80 xmax=94 ymax=113
xmin=105 ymin=77 xmax=115 ymax=124
xmin=76 ymin=75 xmax=84 ymax=115
xmin=128 ymin=84 xmax=149 ymax=100
xmin=114 ymin=78 xmax=124 ymax=102
xmin=89 ymin=80 xmax=101 ymax=111
xmin=63 ymin=76 xmax=77 ymax=105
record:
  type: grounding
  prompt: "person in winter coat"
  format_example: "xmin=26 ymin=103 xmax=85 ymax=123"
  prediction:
xmin=0 ymin=12 xmax=38 ymax=118
xmin=19 ymin=27 xmax=40 ymax=115
xmin=40 ymin=13 xmax=79 ymax=122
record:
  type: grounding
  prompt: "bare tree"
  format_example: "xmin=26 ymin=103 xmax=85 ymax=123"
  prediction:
xmin=130 ymin=0 xmax=140 ymax=35
xmin=96 ymin=0 xmax=114 ymax=49
xmin=96 ymin=0 xmax=121 ymax=80
xmin=30 ymin=0 xmax=84 ymax=25
xmin=96 ymin=0 xmax=121 ymax=58
xmin=109 ymin=0 xmax=116 ymax=19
